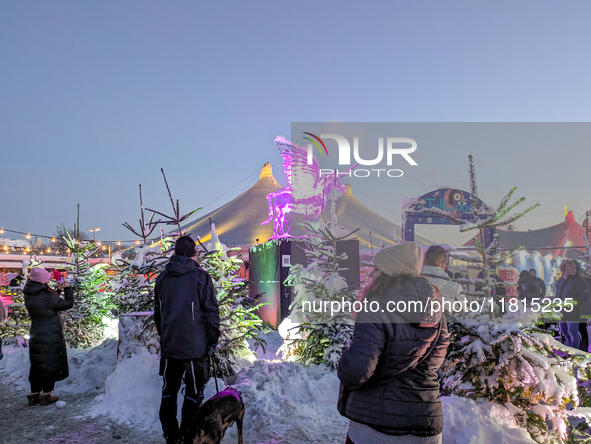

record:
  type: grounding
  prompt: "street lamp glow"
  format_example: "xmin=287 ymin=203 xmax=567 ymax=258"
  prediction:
xmin=89 ymin=228 xmax=101 ymax=242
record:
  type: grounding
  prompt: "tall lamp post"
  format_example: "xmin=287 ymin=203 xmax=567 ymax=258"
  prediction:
xmin=89 ymin=228 xmax=100 ymax=243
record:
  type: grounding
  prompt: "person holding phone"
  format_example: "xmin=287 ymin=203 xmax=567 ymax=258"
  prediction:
xmin=23 ymin=267 xmax=73 ymax=406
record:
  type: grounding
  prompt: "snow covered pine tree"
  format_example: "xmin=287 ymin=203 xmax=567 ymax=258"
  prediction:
xmin=426 ymin=154 xmax=591 ymax=443
xmin=56 ymin=224 xmax=113 ymax=348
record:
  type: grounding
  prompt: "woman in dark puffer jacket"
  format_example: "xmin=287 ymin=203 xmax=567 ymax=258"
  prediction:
xmin=338 ymin=242 xmax=450 ymax=444
xmin=23 ymin=267 xmax=73 ymax=406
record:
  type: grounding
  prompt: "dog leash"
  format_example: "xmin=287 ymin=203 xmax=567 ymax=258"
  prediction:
xmin=211 ymin=354 xmax=220 ymax=394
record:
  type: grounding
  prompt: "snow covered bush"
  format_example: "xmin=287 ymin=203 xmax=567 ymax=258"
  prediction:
xmin=443 ymin=320 xmax=591 ymax=443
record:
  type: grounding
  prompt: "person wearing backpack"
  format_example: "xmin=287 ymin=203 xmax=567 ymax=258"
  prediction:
xmin=338 ymin=242 xmax=450 ymax=444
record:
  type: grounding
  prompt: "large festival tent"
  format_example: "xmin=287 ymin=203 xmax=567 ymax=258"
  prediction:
xmin=181 ymin=163 xmax=433 ymax=249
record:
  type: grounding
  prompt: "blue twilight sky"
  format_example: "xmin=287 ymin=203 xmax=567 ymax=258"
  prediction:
xmin=1 ymin=1 xmax=590 ymax=245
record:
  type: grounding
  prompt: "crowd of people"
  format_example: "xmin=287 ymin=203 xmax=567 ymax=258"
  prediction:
xmin=2 ymin=237 xmax=591 ymax=443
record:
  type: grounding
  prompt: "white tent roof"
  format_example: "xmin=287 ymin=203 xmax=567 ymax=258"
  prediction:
xmin=183 ymin=163 xmax=433 ymax=248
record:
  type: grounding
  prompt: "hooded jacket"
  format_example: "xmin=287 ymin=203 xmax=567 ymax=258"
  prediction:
xmin=337 ymin=277 xmax=449 ymax=436
xmin=556 ymin=261 xmax=589 ymax=322
xmin=23 ymin=280 xmax=73 ymax=381
xmin=154 ymin=255 xmax=220 ymax=360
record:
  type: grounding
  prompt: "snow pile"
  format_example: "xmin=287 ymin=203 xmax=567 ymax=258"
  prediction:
xmin=91 ymin=348 xmax=163 ymax=431
xmin=61 ymin=339 xmax=118 ymax=394
xmin=228 ymin=361 xmax=347 ymax=443
xmin=0 ymin=342 xmax=29 ymax=387
xmin=0 ymin=339 xmax=117 ymax=394
xmin=442 ymin=396 xmax=536 ymax=443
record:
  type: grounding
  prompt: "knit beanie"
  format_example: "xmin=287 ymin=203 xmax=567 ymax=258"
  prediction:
xmin=52 ymin=270 xmax=61 ymax=281
xmin=372 ymin=242 xmax=423 ymax=278
xmin=30 ymin=267 xmax=51 ymax=284
xmin=175 ymin=236 xmax=197 ymax=257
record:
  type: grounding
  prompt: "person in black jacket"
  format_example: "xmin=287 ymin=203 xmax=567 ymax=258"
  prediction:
xmin=557 ymin=260 xmax=589 ymax=350
xmin=23 ymin=267 xmax=73 ymax=406
xmin=518 ymin=270 xmax=537 ymax=300
xmin=154 ymin=235 xmax=220 ymax=444
xmin=529 ymin=269 xmax=547 ymax=298
xmin=338 ymin=242 xmax=450 ymax=444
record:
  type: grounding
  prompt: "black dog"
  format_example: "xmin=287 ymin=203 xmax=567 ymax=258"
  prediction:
xmin=191 ymin=387 xmax=245 ymax=444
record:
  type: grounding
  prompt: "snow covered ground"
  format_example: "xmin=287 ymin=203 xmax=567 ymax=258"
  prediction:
xmin=0 ymin=331 xmax=537 ymax=444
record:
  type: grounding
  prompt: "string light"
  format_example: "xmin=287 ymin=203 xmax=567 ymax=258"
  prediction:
xmin=97 ymin=241 xmax=101 ymax=245
xmin=0 ymin=227 xmax=165 ymax=245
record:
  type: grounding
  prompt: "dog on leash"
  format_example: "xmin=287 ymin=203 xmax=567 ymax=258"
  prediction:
xmin=191 ymin=387 xmax=245 ymax=444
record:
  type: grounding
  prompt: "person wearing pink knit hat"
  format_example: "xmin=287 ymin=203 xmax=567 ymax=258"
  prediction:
xmin=23 ymin=267 xmax=73 ymax=406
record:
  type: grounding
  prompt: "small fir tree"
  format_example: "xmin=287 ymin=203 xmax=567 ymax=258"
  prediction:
xmin=280 ymin=216 xmax=360 ymax=370
xmin=424 ymin=154 xmax=540 ymax=302
xmin=56 ymin=223 xmax=113 ymax=348
xmin=109 ymin=184 xmax=170 ymax=315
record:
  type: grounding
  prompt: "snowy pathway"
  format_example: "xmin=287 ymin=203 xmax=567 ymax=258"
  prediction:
xmin=0 ymin=332 xmax=539 ymax=444
xmin=0 ymin=376 xmax=162 ymax=444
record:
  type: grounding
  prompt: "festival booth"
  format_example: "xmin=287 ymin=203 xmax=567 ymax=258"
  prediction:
xmin=464 ymin=210 xmax=590 ymax=295
xmin=249 ymin=239 xmax=360 ymax=329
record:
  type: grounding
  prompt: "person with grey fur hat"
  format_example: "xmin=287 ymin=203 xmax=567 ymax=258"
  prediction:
xmin=338 ymin=242 xmax=449 ymax=444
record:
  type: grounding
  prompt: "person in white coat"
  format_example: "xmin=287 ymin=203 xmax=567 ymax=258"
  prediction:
xmin=421 ymin=246 xmax=465 ymax=314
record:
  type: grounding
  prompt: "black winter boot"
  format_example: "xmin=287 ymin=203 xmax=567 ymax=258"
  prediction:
xmin=27 ymin=393 xmax=40 ymax=406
